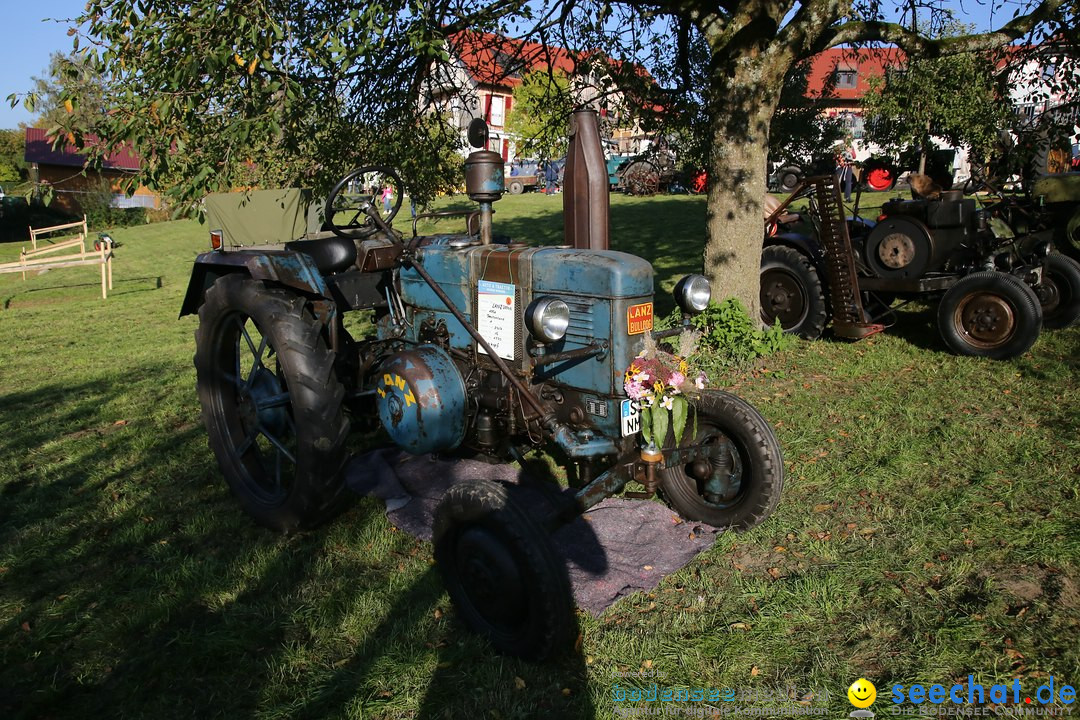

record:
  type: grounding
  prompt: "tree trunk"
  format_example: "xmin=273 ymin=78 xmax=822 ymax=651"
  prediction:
xmin=701 ymin=55 xmax=784 ymax=324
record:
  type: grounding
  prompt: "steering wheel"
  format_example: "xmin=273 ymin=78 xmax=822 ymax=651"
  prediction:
xmin=325 ymin=165 xmax=404 ymax=239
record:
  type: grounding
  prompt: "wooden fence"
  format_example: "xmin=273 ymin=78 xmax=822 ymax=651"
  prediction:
xmin=0 ymin=218 xmax=115 ymax=299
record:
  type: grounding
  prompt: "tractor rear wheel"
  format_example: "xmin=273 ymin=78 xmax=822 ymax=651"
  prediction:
xmin=1037 ymin=254 xmax=1080 ymax=329
xmin=194 ymin=275 xmax=351 ymax=531
xmin=759 ymin=245 xmax=828 ymax=339
xmin=433 ymin=479 xmax=574 ymax=660
xmin=659 ymin=391 xmax=784 ymax=531
xmin=937 ymin=271 xmax=1042 ymax=359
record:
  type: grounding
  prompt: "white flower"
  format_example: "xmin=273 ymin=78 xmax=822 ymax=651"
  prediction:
xmin=660 ymin=395 xmax=674 ymax=410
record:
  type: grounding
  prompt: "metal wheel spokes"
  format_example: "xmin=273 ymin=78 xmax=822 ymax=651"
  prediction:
xmin=954 ymin=292 xmax=1016 ymax=348
xmin=226 ymin=314 xmax=298 ymax=496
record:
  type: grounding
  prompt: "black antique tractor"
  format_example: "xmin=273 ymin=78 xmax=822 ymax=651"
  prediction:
xmin=180 ymin=110 xmax=784 ymax=659
xmin=760 ymin=175 xmax=1080 ymax=359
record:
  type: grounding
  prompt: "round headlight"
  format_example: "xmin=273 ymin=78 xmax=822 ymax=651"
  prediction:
xmin=526 ymin=297 xmax=570 ymax=343
xmin=674 ymin=274 xmax=711 ymax=314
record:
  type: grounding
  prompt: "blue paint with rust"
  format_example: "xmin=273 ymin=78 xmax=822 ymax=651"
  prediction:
xmin=391 ymin=239 xmax=654 ymax=440
xmin=375 ymin=345 xmax=467 ymax=454
xmin=179 ymin=249 xmax=330 ymax=317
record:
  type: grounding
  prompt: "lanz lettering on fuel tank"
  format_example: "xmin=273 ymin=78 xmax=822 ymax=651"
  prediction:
xmin=626 ymin=302 xmax=653 ymax=335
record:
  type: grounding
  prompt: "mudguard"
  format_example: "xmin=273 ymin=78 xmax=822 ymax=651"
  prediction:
xmin=765 ymin=231 xmax=825 ymax=269
xmin=179 ymin=250 xmax=330 ymax=318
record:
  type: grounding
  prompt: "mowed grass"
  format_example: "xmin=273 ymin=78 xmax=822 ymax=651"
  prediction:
xmin=1 ymin=191 xmax=1078 ymax=719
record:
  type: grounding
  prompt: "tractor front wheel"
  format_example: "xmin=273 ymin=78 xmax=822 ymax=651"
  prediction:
xmin=433 ymin=479 xmax=574 ymax=660
xmin=659 ymin=391 xmax=784 ymax=531
xmin=194 ymin=275 xmax=351 ymax=531
xmin=937 ymin=271 xmax=1042 ymax=359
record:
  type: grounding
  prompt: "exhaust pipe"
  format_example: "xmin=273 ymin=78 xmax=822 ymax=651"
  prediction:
xmin=563 ymin=108 xmax=609 ymax=251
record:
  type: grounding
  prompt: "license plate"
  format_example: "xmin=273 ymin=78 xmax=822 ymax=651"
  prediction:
xmin=620 ymin=399 xmax=641 ymax=437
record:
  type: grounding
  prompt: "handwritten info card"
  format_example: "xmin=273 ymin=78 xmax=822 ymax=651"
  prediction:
xmin=477 ymin=280 xmax=516 ymax=360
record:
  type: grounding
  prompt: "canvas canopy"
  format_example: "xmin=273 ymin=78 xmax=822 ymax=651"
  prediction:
xmin=204 ymin=188 xmax=324 ymax=247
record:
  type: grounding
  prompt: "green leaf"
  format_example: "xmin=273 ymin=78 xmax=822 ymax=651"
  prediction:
xmin=651 ymin=404 xmax=670 ymax=449
xmin=671 ymin=396 xmax=688 ymax=447
xmin=641 ymin=402 xmax=653 ymax=446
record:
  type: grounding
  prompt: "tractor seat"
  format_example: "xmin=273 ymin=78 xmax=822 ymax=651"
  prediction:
xmin=285 ymin=236 xmax=358 ymax=274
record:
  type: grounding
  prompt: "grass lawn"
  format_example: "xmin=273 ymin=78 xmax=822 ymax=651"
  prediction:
xmin=1 ymin=191 xmax=1077 ymax=719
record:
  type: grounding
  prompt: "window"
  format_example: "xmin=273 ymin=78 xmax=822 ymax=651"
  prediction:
xmin=489 ymin=95 xmax=505 ymax=126
xmin=835 ymin=70 xmax=857 ymax=89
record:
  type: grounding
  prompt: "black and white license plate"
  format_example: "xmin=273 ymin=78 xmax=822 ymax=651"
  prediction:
xmin=620 ymin=399 xmax=641 ymax=437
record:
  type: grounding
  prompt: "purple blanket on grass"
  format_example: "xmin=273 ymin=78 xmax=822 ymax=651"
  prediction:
xmin=345 ymin=449 xmax=719 ymax=615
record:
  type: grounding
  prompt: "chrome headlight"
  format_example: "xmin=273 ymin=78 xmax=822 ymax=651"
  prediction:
xmin=526 ymin=297 xmax=570 ymax=343
xmin=674 ymin=274 xmax=711 ymax=314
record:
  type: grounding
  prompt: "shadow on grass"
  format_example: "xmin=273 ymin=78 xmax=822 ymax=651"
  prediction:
xmin=0 ymin=369 xmax=598 ymax=719
xmin=868 ymin=301 xmax=948 ymax=355
xmin=2 ymin=276 xmax=164 ymax=309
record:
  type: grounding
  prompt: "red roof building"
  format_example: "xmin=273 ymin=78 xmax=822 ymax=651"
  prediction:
xmin=23 ymin=128 xmax=158 ymax=215
xmin=426 ymin=31 xmax=653 ymax=163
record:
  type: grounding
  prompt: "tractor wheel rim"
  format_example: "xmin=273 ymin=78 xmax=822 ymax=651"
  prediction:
xmin=760 ymin=269 xmax=807 ymax=327
xmin=954 ymin=292 xmax=1016 ymax=348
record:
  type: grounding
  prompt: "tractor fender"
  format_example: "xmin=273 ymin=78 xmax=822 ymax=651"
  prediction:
xmin=764 ymin=231 xmax=824 ymax=270
xmin=179 ymin=250 xmax=330 ymax=318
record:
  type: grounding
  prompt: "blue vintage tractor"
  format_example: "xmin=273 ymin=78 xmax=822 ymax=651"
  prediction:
xmin=180 ymin=110 xmax=784 ymax=659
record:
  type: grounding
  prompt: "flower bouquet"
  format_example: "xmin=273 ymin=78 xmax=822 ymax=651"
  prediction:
xmin=623 ymin=338 xmax=707 ymax=449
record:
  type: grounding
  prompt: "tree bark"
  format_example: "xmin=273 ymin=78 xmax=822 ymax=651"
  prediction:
xmin=700 ymin=44 xmax=787 ymax=323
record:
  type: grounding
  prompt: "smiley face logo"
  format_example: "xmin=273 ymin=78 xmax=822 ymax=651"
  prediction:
xmin=848 ymin=678 xmax=877 ymax=709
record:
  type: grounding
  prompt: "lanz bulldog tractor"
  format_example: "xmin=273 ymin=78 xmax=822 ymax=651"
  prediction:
xmin=180 ymin=110 xmax=784 ymax=659
xmin=760 ymin=175 xmax=1080 ymax=359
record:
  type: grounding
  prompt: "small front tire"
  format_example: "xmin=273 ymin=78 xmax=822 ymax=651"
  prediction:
xmin=658 ymin=391 xmax=784 ymax=531
xmin=937 ymin=271 xmax=1042 ymax=359
xmin=433 ymin=479 xmax=574 ymax=661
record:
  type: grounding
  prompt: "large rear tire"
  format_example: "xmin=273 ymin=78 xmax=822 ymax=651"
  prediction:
xmin=759 ymin=245 xmax=828 ymax=339
xmin=194 ymin=275 xmax=351 ymax=531
xmin=937 ymin=272 xmax=1042 ymax=359
xmin=659 ymin=391 xmax=784 ymax=531
xmin=433 ymin=479 xmax=574 ymax=661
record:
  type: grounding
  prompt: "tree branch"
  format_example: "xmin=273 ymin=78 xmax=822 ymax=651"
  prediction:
xmin=815 ymin=0 xmax=1069 ymax=57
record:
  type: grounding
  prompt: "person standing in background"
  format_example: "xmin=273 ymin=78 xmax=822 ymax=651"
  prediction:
xmin=836 ymin=140 xmax=855 ymax=202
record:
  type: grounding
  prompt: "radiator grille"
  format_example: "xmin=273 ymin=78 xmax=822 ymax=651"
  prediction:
xmin=565 ymin=299 xmax=595 ymax=343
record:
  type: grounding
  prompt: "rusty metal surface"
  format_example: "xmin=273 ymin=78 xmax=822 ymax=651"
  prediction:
xmin=807 ymin=176 xmax=883 ymax=339
xmin=375 ymin=345 xmax=467 ymax=454
xmin=464 ymin=150 xmax=505 ymax=203
xmin=179 ymin=249 xmax=330 ymax=317
xmin=563 ymin=109 xmax=610 ymax=251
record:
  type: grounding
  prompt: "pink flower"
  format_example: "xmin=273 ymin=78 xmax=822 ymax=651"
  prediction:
xmin=669 ymin=371 xmax=686 ymax=389
xmin=625 ymin=379 xmax=645 ymax=400
xmin=695 ymin=372 xmax=707 ymax=390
